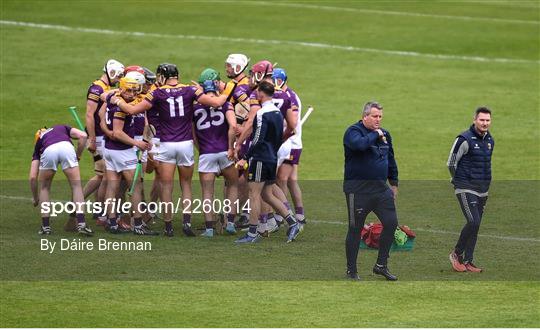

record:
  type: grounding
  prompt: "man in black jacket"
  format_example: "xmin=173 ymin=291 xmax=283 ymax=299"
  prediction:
xmin=447 ymin=107 xmax=494 ymax=273
xmin=343 ymin=101 xmax=399 ymax=281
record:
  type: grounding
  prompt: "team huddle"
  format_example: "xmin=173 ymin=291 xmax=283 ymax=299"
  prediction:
xmin=30 ymin=54 xmax=308 ymax=243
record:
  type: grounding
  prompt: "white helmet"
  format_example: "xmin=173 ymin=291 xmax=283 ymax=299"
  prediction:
xmin=125 ymin=71 xmax=145 ymax=85
xmin=225 ymin=54 xmax=249 ymax=76
xmin=103 ymin=59 xmax=125 ymax=82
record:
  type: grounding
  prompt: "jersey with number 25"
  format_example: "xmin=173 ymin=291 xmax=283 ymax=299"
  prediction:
xmin=144 ymin=84 xmax=203 ymax=143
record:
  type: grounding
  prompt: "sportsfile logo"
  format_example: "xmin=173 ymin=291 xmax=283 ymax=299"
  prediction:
xmin=40 ymin=198 xmax=250 ymax=216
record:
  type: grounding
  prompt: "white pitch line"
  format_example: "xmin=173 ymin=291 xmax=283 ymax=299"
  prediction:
xmin=1 ymin=20 xmax=538 ymax=65
xmin=2 ymin=194 xmax=538 ymax=243
xmin=248 ymin=1 xmax=540 ymax=25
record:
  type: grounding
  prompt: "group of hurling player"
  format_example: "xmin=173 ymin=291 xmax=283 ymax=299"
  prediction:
xmin=30 ymin=54 xmax=307 ymax=243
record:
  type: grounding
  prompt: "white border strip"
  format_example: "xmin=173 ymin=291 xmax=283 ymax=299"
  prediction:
xmin=1 ymin=20 xmax=538 ymax=65
xmin=2 ymin=194 xmax=538 ymax=243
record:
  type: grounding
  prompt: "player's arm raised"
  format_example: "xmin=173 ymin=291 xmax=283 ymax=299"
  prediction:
xmin=112 ymin=97 xmax=151 ymax=115
xmin=194 ymin=80 xmax=236 ymax=108
xmin=69 ymin=127 xmax=88 ymax=160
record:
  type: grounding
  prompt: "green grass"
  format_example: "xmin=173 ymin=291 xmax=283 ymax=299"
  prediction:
xmin=1 ymin=0 xmax=539 ymax=327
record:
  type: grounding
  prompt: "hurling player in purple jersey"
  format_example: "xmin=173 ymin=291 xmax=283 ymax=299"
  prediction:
xmin=83 ymin=60 xmax=124 ymax=218
xmin=273 ymin=68 xmax=306 ymax=230
xmin=30 ymin=125 xmax=93 ymax=236
xmin=102 ymin=77 xmax=154 ymax=235
xmin=111 ymin=63 xmax=229 ymax=237
xmin=193 ymin=74 xmax=239 ymax=237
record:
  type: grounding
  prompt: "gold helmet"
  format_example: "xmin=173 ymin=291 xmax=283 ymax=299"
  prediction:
xmin=119 ymin=76 xmax=141 ymax=93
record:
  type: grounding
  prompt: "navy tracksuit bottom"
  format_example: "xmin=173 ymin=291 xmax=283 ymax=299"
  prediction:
xmin=455 ymin=192 xmax=488 ymax=263
xmin=345 ymin=189 xmax=398 ymax=273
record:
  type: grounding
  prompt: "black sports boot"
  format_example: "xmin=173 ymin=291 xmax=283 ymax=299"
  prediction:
xmin=373 ymin=264 xmax=398 ymax=281
xmin=346 ymin=270 xmax=361 ymax=281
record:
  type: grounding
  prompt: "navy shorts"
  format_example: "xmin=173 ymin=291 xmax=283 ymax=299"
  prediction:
xmin=248 ymin=160 xmax=277 ymax=183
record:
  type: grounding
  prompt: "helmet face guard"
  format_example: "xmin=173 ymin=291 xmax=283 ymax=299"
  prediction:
xmin=272 ymin=68 xmax=287 ymax=89
xmin=142 ymin=67 xmax=156 ymax=85
xmin=156 ymin=63 xmax=179 ymax=86
xmin=250 ymin=60 xmax=274 ymax=84
xmin=103 ymin=59 xmax=125 ymax=84
xmin=225 ymin=54 xmax=249 ymax=78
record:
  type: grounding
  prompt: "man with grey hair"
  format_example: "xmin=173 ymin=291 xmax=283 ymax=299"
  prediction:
xmin=342 ymin=101 xmax=399 ymax=281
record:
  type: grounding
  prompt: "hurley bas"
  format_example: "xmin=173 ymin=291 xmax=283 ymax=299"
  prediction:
xmin=40 ymin=238 xmax=152 ymax=254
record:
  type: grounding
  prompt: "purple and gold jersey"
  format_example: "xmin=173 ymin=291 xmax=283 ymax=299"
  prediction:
xmin=193 ymin=102 xmax=232 ymax=155
xmin=86 ymin=79 xmax=110 ymax=137
xmin=248 ymin=89 xmax=261 ymax=111
xmin=144 ymin=84 xmax=160 ymax=138
xmin=104 ymin=93 xmax=133 ymax=150
xmin=225 ymin=76 xmax=251 ymax=106
xmin=132 ymin=94 xmax=146 ymax=136
xmin=32 ymin=125 xmax=73 ymax=160
xmin=272 ymin=87 xmax=294 ymax=118
xmin=145 ymin=84 xmax=202 ymax=143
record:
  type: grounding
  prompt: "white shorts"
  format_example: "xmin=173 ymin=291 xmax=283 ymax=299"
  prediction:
xmin=149 ymin=137 xmax=160 ymax=155
xmin=39 ymin=141 xmax=78 ymax=171
xmin=277 ymin=139 xmax=292 ymax=167
xmin=95 ymin=136 xmax=104 ymax=156
xmin=104 ymin=147 xmax=138 ymax=173
xmin=155 ymin=140 xmax=194 ymax=166
xmin=198 ymin=151 xmax=233 ymax=173
xmin=134 ymin=135 xmax=148 ymax=163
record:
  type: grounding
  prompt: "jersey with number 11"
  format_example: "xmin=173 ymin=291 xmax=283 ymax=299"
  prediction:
xmin=144 ymin=84 xmax=203 ymax=142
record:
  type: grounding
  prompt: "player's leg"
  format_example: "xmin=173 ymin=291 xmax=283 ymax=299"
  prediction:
xmin=199 ymin=171 xmax=216 ymax=237
xmin=261 ymin=183 xmax=299 ymax=242
xmin=176 ymin=140 xmax=196 ymax=236
xmin=154 ymin=142 xmax=179 ymax=236
xmin=344 ymin=192 xmax=370 ymax=280
xmin=221 ymin=163 xmax=239 ymax=234
xmin=235 ymin=172 xmax=250 ymax=228
xmin=122 ymin=168 xmax=157 ymax=236
xmin=104 ymin=170 xmax=121 ymax=230
xmin=277 ymin=162 xmax=293 ymax=200
xmin=288 ymin=161 xmax=305 ymax=224
xmin=63 ymin=164 xmax=93 ymax=236
xmin=159 ymin=162 xmax=176 ymax=236
xmin=37 ymin=169 xmax=56 ymax=234
xmin=372 ymin=190 xmax=398 ymax=281
xmin=235 ymin=180 xmax=264 ymax=243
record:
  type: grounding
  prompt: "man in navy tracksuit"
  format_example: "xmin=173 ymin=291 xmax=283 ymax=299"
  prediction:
xmin=447 ymin=107 xmax=494 ymax=273
xmin=343 ymin=101 xmax=399 ymax=281
xmin=235 ymin=81 xmax=300 ymax=244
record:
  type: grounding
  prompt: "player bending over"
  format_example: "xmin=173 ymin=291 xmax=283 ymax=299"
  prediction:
xmin=30 ymin=125 xmax=93 ymax=236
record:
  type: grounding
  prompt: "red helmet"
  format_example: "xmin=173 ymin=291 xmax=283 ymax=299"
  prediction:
xmin=250 ymin=60 xmax=273 ymax=83
xmin=124 ymin=65 xmax=145 ymax=75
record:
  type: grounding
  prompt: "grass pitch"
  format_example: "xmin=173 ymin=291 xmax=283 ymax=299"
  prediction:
xmin=1 ymin=0 xmax=539 ymax=327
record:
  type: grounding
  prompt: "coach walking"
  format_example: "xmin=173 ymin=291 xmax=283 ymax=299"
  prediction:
xmin=343 ymin=101 xmax=399 ymax=281
xmin=447 ymin=107 xmax=494 ymax=273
